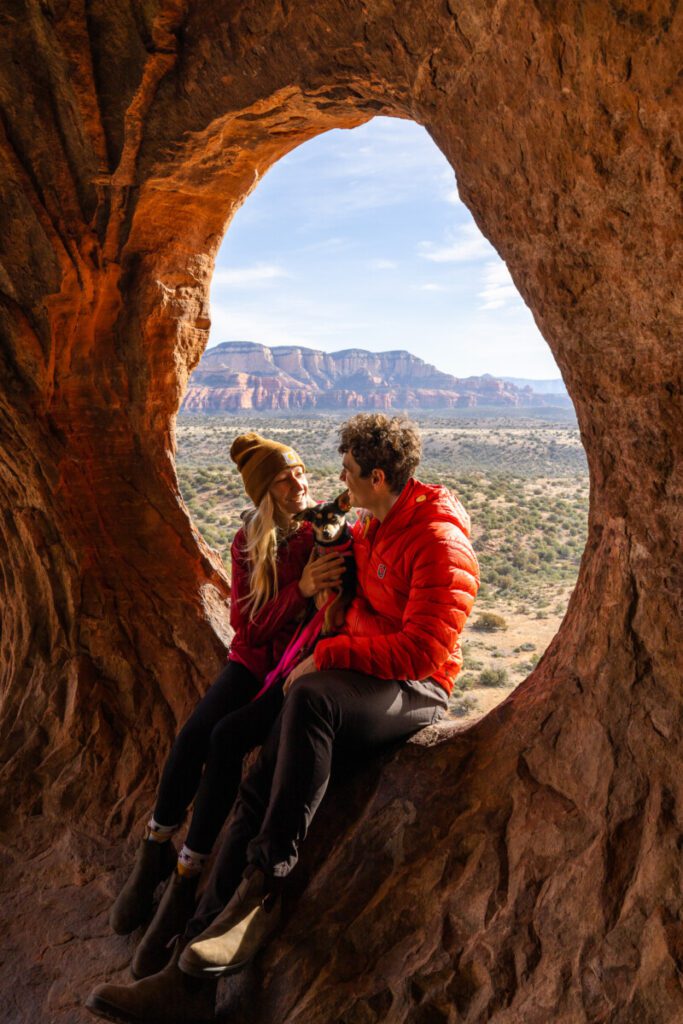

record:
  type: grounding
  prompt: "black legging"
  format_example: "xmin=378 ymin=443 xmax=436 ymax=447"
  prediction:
xmin=153 ymin=661 xmax=284 ymax=854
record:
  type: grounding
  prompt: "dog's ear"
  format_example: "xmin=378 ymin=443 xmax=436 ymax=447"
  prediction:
xmin=336 ymin=490 xmax=351 ymax=513
xmin=293 ymin=507 xmax=315 ymax=522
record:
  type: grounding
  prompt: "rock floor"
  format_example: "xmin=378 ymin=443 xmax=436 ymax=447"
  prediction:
xmin=2 ymin=720 xmax=469 ymax=1023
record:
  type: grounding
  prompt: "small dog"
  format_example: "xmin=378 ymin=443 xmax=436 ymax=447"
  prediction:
xmin=295 ymin=490 xmax=356 ymax=634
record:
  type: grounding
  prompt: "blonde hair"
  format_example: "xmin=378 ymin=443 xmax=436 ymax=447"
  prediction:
xmin=239 ymin=493 xmax=281 ymax=618
xmin=239 ymin=471 xmax=315 ymax=619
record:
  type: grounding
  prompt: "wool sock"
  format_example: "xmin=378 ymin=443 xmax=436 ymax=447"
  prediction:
xmin=146 ymin=816 xmax=178 ymax=843
xmin=176 ymin=844 xmax=209 ymax=877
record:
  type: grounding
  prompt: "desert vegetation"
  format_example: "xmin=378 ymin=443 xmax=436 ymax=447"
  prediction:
xmin=176 ymin=411 xmax=588 ymax=724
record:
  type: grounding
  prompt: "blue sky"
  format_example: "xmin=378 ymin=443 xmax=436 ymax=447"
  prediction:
xmin=209 ymin=117 xmax=560 ymax=380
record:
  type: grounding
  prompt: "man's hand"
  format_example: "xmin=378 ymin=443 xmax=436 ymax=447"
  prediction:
xmin=283 ymin=653 xmax=318 ymax=694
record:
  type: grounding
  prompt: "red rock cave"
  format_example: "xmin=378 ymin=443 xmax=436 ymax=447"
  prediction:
xmin=0 ymin=2 xmax=681 ymax=1021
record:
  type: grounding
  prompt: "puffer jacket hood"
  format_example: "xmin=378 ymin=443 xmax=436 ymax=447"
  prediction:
xmin=360 ymin=478 xmax=472 ymax=540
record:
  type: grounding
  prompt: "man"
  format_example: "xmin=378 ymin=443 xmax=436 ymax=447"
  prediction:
xmin=87 ymin=413 xmax=479 ymax=1024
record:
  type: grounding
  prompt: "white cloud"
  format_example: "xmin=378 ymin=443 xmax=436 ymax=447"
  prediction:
xmin=284 ymin=118 xmax=456 ymax=218
xmin=429 ymin=314 xmax=559 ymax=378
xmin=212 ymin=264 xmax=288 ymax=287
xmin=296 ymin=236 xmax=352 ymax=254
xmin=209 ymin=292 xmax=372 ymax=350
xmin=208 ymin=117 xmax=559 ymax=378
xmin=477 ymin=260 xmax=519 ymax=310
xmin=419 ymin=223 xmax=494 ymax=264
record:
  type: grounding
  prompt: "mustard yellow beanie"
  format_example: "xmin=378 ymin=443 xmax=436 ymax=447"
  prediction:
xmin=230 ymin=433 xmax=305 ymax=506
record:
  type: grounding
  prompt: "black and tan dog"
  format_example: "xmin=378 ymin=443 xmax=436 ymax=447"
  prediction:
xmin=295 ymin=490 xmax=355 ymax=634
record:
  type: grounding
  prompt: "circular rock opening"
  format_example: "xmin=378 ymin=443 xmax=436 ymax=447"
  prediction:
xmin=1 ymin=5 xmax=679 ymax=1021
xmin=175 ymin=117 xmax=589 ymax=726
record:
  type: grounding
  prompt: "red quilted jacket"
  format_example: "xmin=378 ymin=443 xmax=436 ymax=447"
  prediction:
xmin=314 ymin=478 xmax=479 ymax=694
xmin=229 ymin=521 xmax=314 ymax=682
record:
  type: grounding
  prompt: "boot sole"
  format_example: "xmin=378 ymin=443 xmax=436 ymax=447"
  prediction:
xmin=178 ymin=956 xmax=251 ymax=979
xmin=85 ymin=992 xmax=146 ymax=1023
xmin=85 ymin=991 xmax=213 ymax=1024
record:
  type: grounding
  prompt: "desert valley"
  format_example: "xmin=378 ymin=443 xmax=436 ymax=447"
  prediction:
xmin=177 ymin=404 xmax=588 ymax=725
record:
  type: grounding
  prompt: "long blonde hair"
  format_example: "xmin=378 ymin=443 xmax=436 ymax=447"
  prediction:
xmin=238 ymin=463 xmax=315 ymax=618
xmin=242 ymin=489 xmax=311 ymax=618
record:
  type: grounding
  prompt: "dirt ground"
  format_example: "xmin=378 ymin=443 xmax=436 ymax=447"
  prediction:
xmin=450 ymin=584 xmax=575 ymax=724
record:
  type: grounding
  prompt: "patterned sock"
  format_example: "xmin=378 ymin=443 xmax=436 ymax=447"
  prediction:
xmin=146 ymin=816 xmax=178 ymax=843
xmin=176 ymin=845 xmax=209 ymax=877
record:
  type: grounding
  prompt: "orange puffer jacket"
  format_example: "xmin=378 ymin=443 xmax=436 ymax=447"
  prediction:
xmin=313 ymin=478 xmax=479 ymax=695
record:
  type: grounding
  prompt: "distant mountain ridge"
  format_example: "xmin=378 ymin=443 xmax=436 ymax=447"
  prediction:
xmin=502 ymin=376 xmax=568 ymax=396
xmin=181 ymin=342 xmax=572 ymax=412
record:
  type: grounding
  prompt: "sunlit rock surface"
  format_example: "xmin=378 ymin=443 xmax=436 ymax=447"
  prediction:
xmin=0 ymin=1 xmax=681 ymax=1021
xmin=181 ymin=342 xmax=556 ymax=411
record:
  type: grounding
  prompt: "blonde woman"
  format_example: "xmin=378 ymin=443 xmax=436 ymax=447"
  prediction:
xmin=108 ymin=433 xmax=345 ymax=979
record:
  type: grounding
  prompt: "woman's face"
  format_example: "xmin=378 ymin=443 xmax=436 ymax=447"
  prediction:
xmin=269 ymin=465 xmax=309 ymax=517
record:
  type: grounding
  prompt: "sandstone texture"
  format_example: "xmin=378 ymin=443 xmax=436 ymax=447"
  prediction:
xmin=0 ymin=2 xmax=681 ymax=1023
xmin=180 ymin=341 xmax=565 ymax=412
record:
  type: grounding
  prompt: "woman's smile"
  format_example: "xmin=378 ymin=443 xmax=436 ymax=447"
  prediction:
xmin=270 ymin=465 xmax=309 ymax=514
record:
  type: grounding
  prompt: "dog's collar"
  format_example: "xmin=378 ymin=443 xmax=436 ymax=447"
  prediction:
xmin=314 ymin=534 xmax=352 ymax=551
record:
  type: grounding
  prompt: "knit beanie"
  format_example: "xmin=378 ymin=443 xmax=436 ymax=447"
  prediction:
xmin=230 ymin=433 xmax=305 ymax=506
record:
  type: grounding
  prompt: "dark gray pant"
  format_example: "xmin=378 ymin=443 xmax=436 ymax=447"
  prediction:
xmin=185 ymin=670 xmax=447 ymax=938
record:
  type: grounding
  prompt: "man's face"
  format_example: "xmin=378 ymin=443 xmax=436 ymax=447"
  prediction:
xmin=340 ymin=451 xmax=375 ymax=509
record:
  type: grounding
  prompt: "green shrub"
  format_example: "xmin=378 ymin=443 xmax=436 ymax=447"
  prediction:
xmin=449 ymin=694 xmax=479 ymax=717
xmin=478 ymin=668 xmax=509 ymax=687
xmin=472 ymin=612 xmax=508 ymax=632
xmin=455 ymin=673 xmax=477 ymax=691
xmin=518 ymin=655 xmax=540 ymax=673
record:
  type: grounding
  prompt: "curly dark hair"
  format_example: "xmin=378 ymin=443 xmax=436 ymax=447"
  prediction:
xmin=338 ymin=413 xmax=422 ymax=493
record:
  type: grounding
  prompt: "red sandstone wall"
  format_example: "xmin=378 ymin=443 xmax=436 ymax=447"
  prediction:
xmin=0 ymin=2 xmax=681 ymax=1020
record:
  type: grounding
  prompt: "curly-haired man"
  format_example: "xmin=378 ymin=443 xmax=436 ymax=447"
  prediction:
xmin=87 ymin=413 xmax=479 ymax=1024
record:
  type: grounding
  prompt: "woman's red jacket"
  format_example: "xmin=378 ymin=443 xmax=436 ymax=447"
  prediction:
xmin=314 ymin=478 xmax=479 ymax=695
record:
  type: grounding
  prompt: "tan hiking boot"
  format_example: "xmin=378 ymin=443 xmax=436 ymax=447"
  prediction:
xmin=131 ymin=870 xmax=200 ymax=979
xmin=109 ymin=831 xmax=178 ymax=935
xmin=179 ymin=867 xmax=281 ymax=977
xmin=86 ymin=938 xmax=216 ymax=1024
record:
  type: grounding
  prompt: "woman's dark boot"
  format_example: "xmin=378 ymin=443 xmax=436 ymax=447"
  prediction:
xmin=86 ymin=937 xmax=217 ymax=1024
xmin=131 ymin=870 xmax=200 ymax=979
xmin=109 ymin=832 xmax=178 ymax=935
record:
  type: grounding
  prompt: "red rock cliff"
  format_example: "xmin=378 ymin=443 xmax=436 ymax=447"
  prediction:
xmin=0 ymin=2 xmax=681 ymax=1022
xmin=181 ymin=342 xmax=553 ymax=411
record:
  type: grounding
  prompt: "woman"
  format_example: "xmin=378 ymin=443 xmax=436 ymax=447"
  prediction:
xmin=109 ymin=432 xmax=345 ymax=979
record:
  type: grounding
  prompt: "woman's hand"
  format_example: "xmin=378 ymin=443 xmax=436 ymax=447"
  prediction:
xmin=283 ymin=654 xmax=318 ymax=694
xmin=298 ymin=547 xmax=347 ymax=599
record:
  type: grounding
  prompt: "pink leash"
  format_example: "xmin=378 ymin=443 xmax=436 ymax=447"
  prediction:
xmin=252 ymin=592 xmax=336 ymax=701
xmin=253 ymin=536 xmax=353 ymax=701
